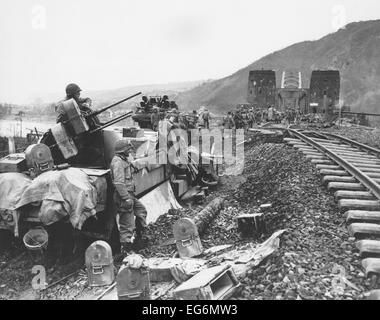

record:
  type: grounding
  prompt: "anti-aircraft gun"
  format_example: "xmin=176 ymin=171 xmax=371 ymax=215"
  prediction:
xmin=0 ymin=91 xmax=219 ymax=252
xmin=40 ymin=92 xmax=141 ymax=168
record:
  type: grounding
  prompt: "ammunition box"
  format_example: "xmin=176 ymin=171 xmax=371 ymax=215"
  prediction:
xmin=0 ymin=153 xmax=27 ymax=173
xmin=173 ymin=265 xmax=240 ymax=300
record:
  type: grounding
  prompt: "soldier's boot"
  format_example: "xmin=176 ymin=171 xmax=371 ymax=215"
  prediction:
xmin=122 ymin=242 xmax=135 ymax=255
xmin=114 ymin=242 xmax=135 ymax=263
xmin=133 ymin=229 xmax=149 ymax=251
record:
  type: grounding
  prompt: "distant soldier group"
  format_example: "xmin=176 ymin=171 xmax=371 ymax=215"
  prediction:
xmin=222 ymin=104 xmax=303 ymax=129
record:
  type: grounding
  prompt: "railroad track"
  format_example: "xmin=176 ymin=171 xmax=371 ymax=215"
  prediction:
xmin=285 ymin=129 xmax=380 ymax=289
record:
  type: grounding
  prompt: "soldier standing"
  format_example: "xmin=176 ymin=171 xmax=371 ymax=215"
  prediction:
xmin=202 ymin=108 xmax=210 ymax=129
xmin=150 ymin=108 xmax=160 ymax=131
xmin=110 ymin=139 xmax=148 ymax=256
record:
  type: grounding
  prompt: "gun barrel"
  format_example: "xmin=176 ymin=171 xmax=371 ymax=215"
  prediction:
xmin=89 ymin=112 xmax=133 ymax=134
xmin=89 ymin=92 xmax=142 ymax=117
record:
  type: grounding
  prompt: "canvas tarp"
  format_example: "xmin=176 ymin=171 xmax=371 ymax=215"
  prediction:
xmin=16 ymin=168 xmax=98 ymax=229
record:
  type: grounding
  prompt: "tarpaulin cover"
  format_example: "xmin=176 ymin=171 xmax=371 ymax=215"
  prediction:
xmin=0 ymin=173 xmax=32 ymax=210
xmin=16 ymin=168 xmax=98 ymax=229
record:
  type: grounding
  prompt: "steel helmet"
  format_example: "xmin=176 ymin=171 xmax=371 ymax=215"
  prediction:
xmin=65 ymin=83 xmax=81 ymax=97
xmin=114 ymin=139 xmax=134 ymax=154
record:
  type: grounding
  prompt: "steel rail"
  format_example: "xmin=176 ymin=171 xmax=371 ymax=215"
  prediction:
xmin=323 ymin=132 xmax=380 ymax=156
xmin=288 ymin=129 xmax=380 ymax=200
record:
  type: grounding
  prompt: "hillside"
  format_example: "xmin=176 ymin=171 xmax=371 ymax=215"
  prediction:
xmin=177 ymin=20 xmax=380 ymax=114
xmin=29 ymin=80 xmax=205 ymax=109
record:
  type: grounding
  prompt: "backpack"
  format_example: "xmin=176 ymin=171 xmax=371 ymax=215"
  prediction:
xmin=202 ymin=111 xmax=209 ymax=120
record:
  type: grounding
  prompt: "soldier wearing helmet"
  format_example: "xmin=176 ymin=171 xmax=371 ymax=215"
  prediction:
xmin=160 ymin=95 xmax=170 ymax=111
xmin=110 ymin=139 xmax=148 ymax=256
xmin=150 ymin=107 xmax=160 ymax=131
xmin=55 ymin=83 xmax=101 ymax=128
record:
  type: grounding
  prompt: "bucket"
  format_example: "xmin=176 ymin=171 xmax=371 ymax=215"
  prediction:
xmin=23 ymin=227 xmax=49 ymax=251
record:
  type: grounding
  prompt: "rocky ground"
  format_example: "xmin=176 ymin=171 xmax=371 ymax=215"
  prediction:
xmin=0 ymin=129 xmax=377 ymax=300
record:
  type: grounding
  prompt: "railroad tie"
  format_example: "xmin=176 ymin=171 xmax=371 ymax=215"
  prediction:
xmin=316 ymin=164 xmax=341 ymax=170
xmin=320 ymin=170 xmax=380 ymax=179
xmin=334 ymin=152 xmax=377 ymax=160
xmin=327 ymin=182 xmax=365 ymax=192
xmin=335 ymin=191 xmax=375 ymax=201
xmin=346 ymin=210 xmax=380 ymax=224
xmin=319 ymin=169 xmax=349 ymax=176
xmin=311 ymin=159 xmax=334 ymax=165
xmin=356 ymin=240 xmax=380 ymax=258
xmin=340 ymin=157 xmax=380 ymax=165
xmin=339 ymin=199 xmax=380 ymax=211
xmin=348 ymin=223 xmax=380 ymax=238
xmin=305 ymin=154 xmax=327 ymax=160
xmin=323 ymin=175 xmax=357 ymax=185
xmin=362 ymin=258 xmax=380 ymax=278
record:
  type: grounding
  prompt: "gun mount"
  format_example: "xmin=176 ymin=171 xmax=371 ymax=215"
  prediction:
xmin=40 ymin=93 xmax=141 ymax=168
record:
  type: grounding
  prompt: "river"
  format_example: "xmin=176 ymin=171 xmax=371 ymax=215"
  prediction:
xmin=0 ymin=118 xmax=53 ymax=137
xmin=0 ymin=116 xmax=136 ymax=138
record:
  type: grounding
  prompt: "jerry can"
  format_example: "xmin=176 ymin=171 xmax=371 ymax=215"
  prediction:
xmin=25 ymin=144 xmax=54 ymax=176
xmin=116 ymin=255 xmax=150 ymax=300
xmin=85 ymin=240 xmax=115 ymax=287
xmin=173 ymin=218 xmax=203 ymax=258
xmin=61 ymin=98 xmax=89 ymax=135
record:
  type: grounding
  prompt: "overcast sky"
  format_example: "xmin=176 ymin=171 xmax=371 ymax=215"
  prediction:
xmin=1 ymin=0 xmax=380 ymax=104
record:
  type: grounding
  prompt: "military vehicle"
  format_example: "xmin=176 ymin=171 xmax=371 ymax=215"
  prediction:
xmin=132 ymin=95 xmax=178 ymax=129
xmin=0 ymin=92 xmax=218 ymax=251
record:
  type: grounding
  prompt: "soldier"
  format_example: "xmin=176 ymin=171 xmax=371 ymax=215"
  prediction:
xmin=140 ymin=96 xmax=150 ymax=112
xmin=223 ymin=111 xmax=235 ymax=129
xmin=150 ymin=107 xmax=160 ymax=131
xmin=55 ymin=83 xmax=101 ymax=129
xmin=161 ymin=95 xmax=170 ymax=110
xmin=188 ymin=110 xmax=198 ymax=129
xmin=267 ymin=105 xmax=274 ymax=122
xmin=202 ymin=108 xmax=210 ymax=129
xmin=110 ymin=139 xmax=148 ymax=255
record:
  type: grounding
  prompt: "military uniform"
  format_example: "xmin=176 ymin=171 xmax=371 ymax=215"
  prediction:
xmin=151 ymin=112 xmax=160 ymax=131
xmin=55 ymin=83 xmax=101 ymax=129
xmin=110 ymin=153 xmax=147 ymax=246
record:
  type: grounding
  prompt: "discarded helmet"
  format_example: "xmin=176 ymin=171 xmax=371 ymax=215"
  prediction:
xmin=65 ymin=83 xmax=81 ymax=97
xmin=114 ymin=139 xmax=134 ymax=154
